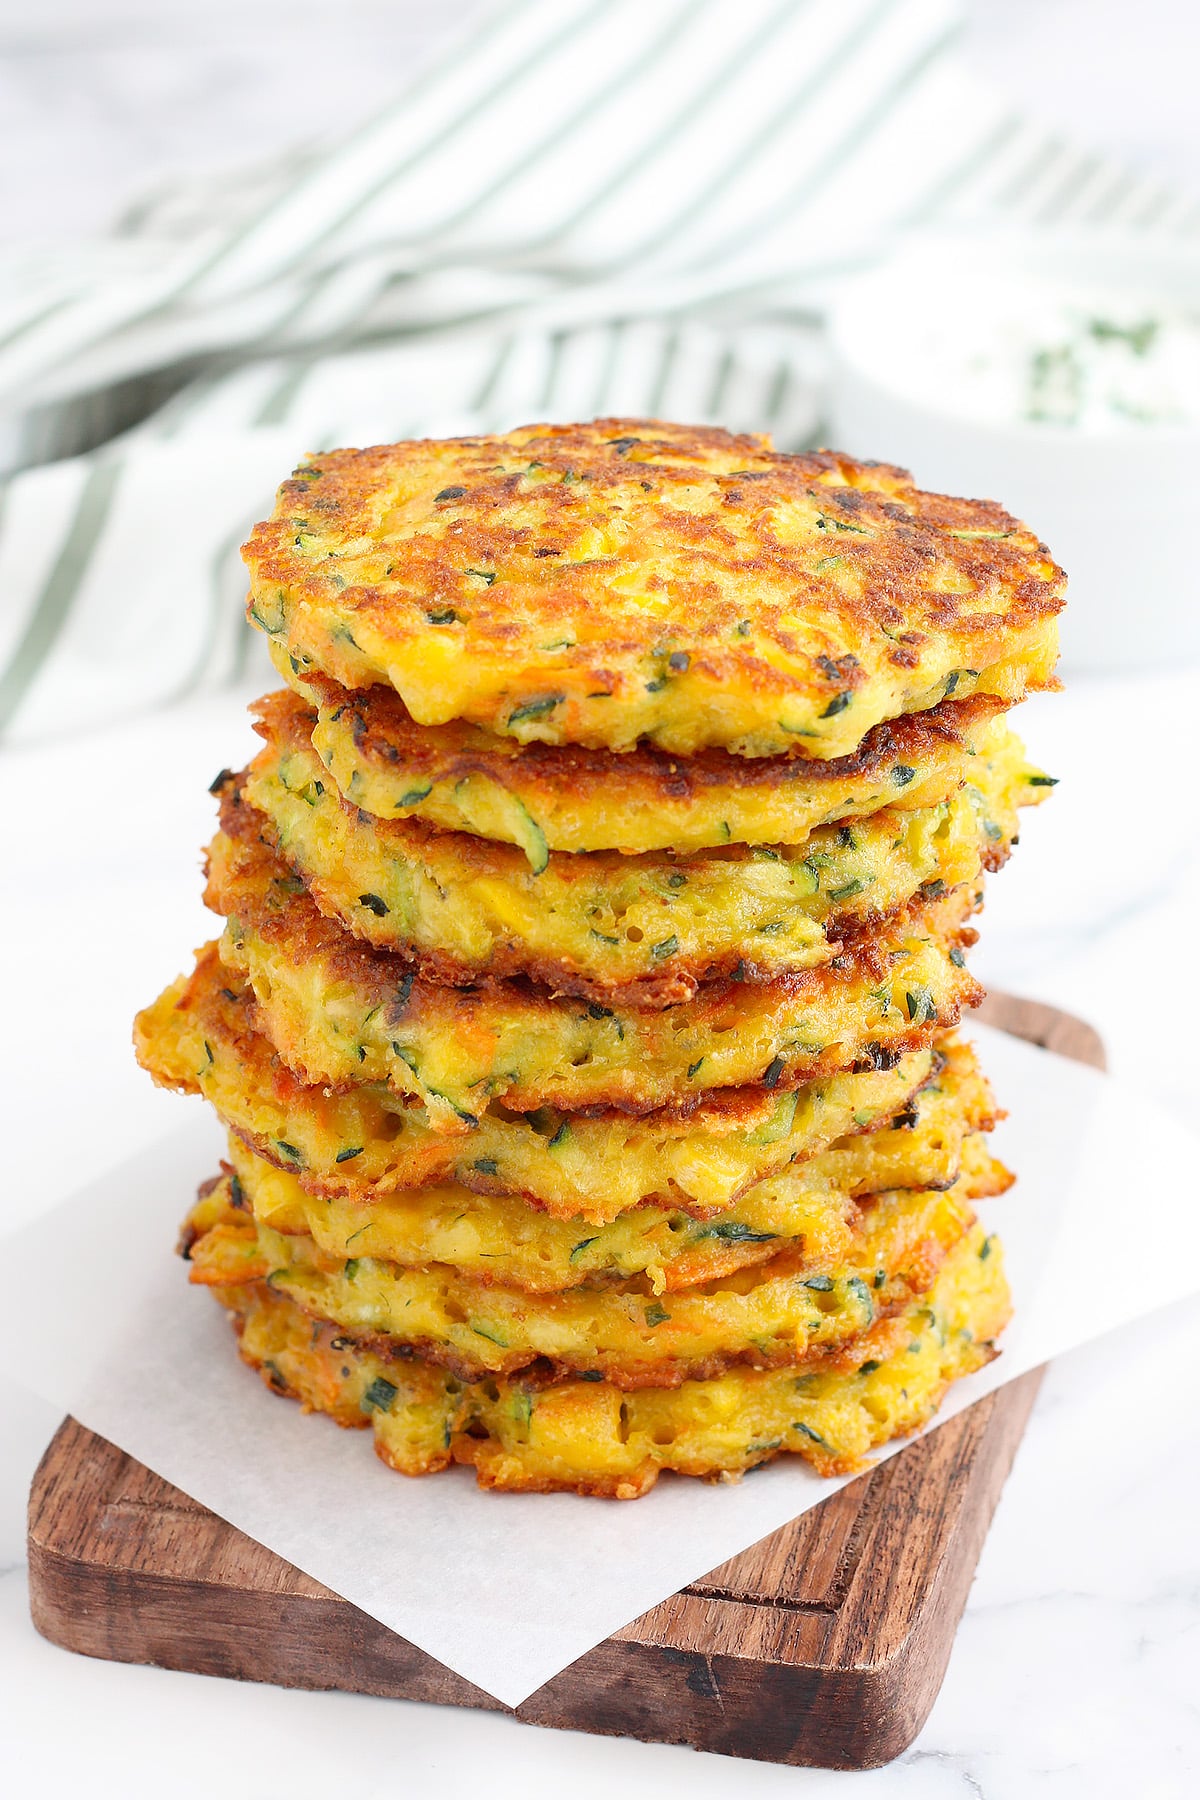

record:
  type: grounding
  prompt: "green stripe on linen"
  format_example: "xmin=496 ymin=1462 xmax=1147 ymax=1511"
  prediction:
xmin=516 ymin=0 xmax=801 ymax=261
xmin=902 ymin=112 xmax=1024 ymax=227
xmin=697 ymin=19 xmax=959 ymax=266
xmin=0 ymin=458 xmax=122 ymax=735
xmin=175 ymin=0 xmax=528 ymax=296
xmin=202 ymin=0 xmax=615 ymax=296
xmin=608 ymin=0 xmax=902 ymax=271
xmin=397 ymin=0 xmax=700 ymax=253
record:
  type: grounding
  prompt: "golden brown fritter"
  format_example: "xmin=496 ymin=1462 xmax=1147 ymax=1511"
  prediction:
xmin=133 ymin=946 xmax=975 ymax=1221
xmin=184 ymin=1168 xmax=993 ymax=1386
xmin=201 ymin=832 xmax=983 ymax=1127
xmin=221 ymin=692 xmax=1031 ymax=1006
xmin=210 ymin=1052 xmax=1004 ymax=1294
xmin=243 ymin=419 xmax=1064 ymax=756
xmin=212 ymin=1223 xmax=1009 ymax=1493
xmin=298 ymin=674 xmax=1015 ymax=858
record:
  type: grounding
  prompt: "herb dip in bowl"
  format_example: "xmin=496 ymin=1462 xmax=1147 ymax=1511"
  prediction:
xmin=829 ymin=230 xmax=1200 ymax=671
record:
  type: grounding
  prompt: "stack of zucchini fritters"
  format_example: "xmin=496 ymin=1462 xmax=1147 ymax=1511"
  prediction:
xmin=135 ymin=421 xmax=1064 ymax=1499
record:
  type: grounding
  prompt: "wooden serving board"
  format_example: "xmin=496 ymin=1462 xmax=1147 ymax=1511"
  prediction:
xmin=28 ymin=993 xmax=1103 ymax=1771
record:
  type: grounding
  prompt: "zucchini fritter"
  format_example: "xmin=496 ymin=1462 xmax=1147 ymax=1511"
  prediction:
xmin=301 ymin=677 xmax=1014 ymax=859
xmin=185 ymin=1166 xmax=995 ymax=1386
xmin=231 ymin=690 xmax=1031 ymax=1002
xmin=203 ymin=862 xmax=981 ymax=1127
xmin=243 ymin=420 xmax=1063 ymax=756
xmin=135 ymin=948 xmax=958 ymax=1221
xmin=204 ymin=1042 xmax=1002 ymax=1293
xmin=215 ymin=1224 xmax=1009 ymax=1493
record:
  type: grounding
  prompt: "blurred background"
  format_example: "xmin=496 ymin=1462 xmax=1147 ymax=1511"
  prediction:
xmin=5 ymin=1 xmax=1199 ymax=240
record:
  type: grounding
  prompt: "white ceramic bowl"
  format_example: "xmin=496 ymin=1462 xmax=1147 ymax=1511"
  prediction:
xmin=828 ymin=230 xmax=1200 ymax=672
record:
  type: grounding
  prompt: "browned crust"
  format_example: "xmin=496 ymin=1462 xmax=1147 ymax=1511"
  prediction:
xmin=204 ymin=812 xmax=983 ymax=1123
xmin=217 ymin=1278 xmax=1006 ymax=1493
xmin=232 ymin=736 xmax=854 ymax=1006
xmin=205 ymin=1238 xmax=961 ymax=1393
xmin=451 ymin=1339 xmax=1006 ymax=1494
xmin=272 ymin=1280 xmax=939 ymax=1392
xmin=243 ymin=421 xmax=1065 ymax=726
xmin=140 ymin=947 xmax=970 ymax=1214
xmin=300 ymin=675 xmax=1010 ymax=797
xmin=214 ymin=753 xmax=990 ymax=1011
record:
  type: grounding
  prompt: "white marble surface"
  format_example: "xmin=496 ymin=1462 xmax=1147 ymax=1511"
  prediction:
xmin=3 ymin=3 xmax=1200 ymax=1794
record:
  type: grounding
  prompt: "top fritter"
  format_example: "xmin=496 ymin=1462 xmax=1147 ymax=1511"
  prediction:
xmin=242 ymin=420 xmax=1064 ymax=758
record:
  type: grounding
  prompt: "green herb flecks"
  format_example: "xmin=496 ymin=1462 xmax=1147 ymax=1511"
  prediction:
xmin=512 ymin=1389 xmax=533 ymax=1429
xmin=813 ymin=510 xmax=867 ymax=535
xmin=846 ymin=1275 xmax=874 ymax=1313
xmin=361 ymin=1376 xmax=398 ymax=1414
xmin=1089 ymin=315 xmax=1158 ymax=356
xmin=748 ymin=1089 xmax=800 ymax=1146
xmin=508 ymin=694 xmax=564 ymax=727
xmin=793 ymin=1421 xmax=829 ymax=1447
xmin=697 ymin=1221 xmax=778 ymax=1244
xmin=470 ymin=1320 xmax=510 ymax=1348
xmin=905 ymin=986 xmax=937 ymax=1024
xmin=745 ymin=1438 xmax=782 ymax=1458
xmin=1027 ymin=342 xmax=1083 ymax=425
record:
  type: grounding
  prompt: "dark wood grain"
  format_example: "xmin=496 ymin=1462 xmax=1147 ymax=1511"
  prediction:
xmin=28 ymin=991 xmax=1104 ymax=1770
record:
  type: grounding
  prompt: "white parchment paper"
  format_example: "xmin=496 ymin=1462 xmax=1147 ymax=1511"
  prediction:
xmin=6 ymin=1021 xmax=1198 ymax=1707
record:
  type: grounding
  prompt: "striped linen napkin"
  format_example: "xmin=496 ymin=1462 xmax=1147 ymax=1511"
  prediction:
xmin=1 ymin=0 xmax=1194 ymax=744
